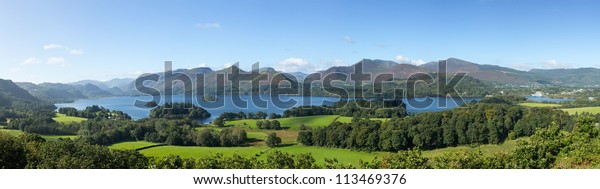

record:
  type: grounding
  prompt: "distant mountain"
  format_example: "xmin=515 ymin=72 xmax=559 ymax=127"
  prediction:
xmin=419 ymin=58 xmax=544 ymax=84
xmin=69 ymin=78 xmax=134 ymax=92
xmin=72 ymin=83 xmax=113 ymax=97
xmin=123 ymin=65 xmax=296 ymax=95
xmin=16 ymin=82 xmax=114 ymax=103
xmin=306 ymin=59 xmax=430 ymax=82
xmin=529 ymin=68 xmax=600 ymax=86
xmin=0 ymin=79 xmax=39 ymax=106
xmin=285 ymin=72 xmax=309 ymax=81
xmin=17 ymin=82 xmax=86 ymax=103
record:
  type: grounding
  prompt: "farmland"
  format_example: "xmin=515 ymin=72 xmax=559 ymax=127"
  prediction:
xmin=226 ymin=115 xmax=340 ymax=129
xmin=518 ymin=103 xmax=561 ymax=108
xmin=561 ymin=107 xmax=600 ymax=115
xmin=52 ymin=113 xmax=88 ymax=124
xmin=0 ymin=127 xmax=78 ymax=141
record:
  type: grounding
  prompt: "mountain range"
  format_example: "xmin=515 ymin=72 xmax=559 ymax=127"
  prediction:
xmin=7 ymin=57 xmax=600 ymax=102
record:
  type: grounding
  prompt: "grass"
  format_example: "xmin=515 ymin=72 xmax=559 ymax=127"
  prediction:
xmin=273 ymin=144 xmax=386 ymax=165
xmin=227 ymin=115 xmax=340 ymax=130
xmin=421 ymin=138 xmax=526 ymax=158
xmin=139 ymin=145 xmax=268 ymax=159
xmin=108 ymin=141 xmax=161 ymax=150
xmin=0 ymin=128 xmax=78 ymax=141
xmin=53 ymin=113 xmax=88 ymax=124
xmin=561 ymin=107 xmax=600 ymax=115
xmin=117 ymin=137 xmax=528 ymax=165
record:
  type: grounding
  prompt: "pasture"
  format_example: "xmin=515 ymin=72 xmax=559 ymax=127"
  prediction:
xmin=53 ymin=113 xmax=88 ymax=124
xmin=561 ymin=107 xmax=600 ymax=115
xmin=0 ymin=128 xmax=78 ymax=141
xmin=227 ymin=115 xmax=340 ymax=130
xmin=518 ymin=103 xmax=561 ymax=108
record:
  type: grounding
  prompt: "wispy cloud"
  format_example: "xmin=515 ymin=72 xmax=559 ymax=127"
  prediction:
xmin=22 ymin=57 xmax=42 ymax=65
xmin=196 ymin=22 xmax=221 ymax=29
xmin=343 ymin=35 xmax=354 ymax=44
xmin=43 ymin=44 xmax=63 ymax=50
xmin=69 ymin=49 xmax=84 ymax=55
xmin=395 ymin=55 xmax=426 ymax=66
xmin=542 ymin=60 xmax=570 ymax=69
xmin=9 ymin=68 xmax=20 ymax=73
xmin=43 ymin=44 xmax=84 ymax=55
xmin=276 ymin=58 xmax=319 ymax=73
xmin=47 ymin=57 xmax=67 ymax=66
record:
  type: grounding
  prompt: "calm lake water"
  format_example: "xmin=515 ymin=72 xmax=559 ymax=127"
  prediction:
xmin=55 ymin=95 xmax=481 ymax=123
xmin=525 ymin=96 xmax=574 ymax=103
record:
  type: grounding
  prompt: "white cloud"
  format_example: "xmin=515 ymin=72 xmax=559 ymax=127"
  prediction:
xmin=542 ymin=60 xmax=570 ymax=69
xmin=511 ymin=63 xmax=532 ymax=71
xmin=395 ymin=55 xmax=426 ymax=66
xmin=69 ymin=49 xmax=84 ymax=55
xmin=10 ymin=68 xmax=20 ymax=73
xmin=22 ymin=57 xmax=42 ymax=65
xmin=276 ymin=58 xmax=319 ymax=73
xmin=43 ymin=44 xmax=62 ymax=50
xmin=196 ymin=22 xmax=221 ymax=29
xmin=343 ymin=35 xmax=354 ymax=44
xmin=47 ymin=57 xmax=66 ymax=66
xmin=198 ymin=63 xmax=207 ymax=67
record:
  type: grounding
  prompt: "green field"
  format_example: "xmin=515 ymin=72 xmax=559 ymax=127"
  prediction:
xmin=227 ymin=115 xmax=340 ymax=129
xmin=561 ymin=107 xmax=600 ymax=115
xmin=53 ymin=113 xmax=88 ymax=124
xmin=105 ymin=137 xmax=527 ymax=165
xmin=519 ymin=102 xmax=561 ymax=108
xmin=0 ymin=128 xmax=78 ymax=141
xmin=108 ymin=141 xmax=161 ymax=150
xmin=274 ymin=144 xmax=385 ymax=165
xmin=139 ymin=145 xmax=268 ymax=159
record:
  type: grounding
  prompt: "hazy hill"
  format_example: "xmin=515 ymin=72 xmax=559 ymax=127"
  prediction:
xmin=529 ymin=68 xmax=600 ymax=86
xmin=123 ymin=65 xmax=295 ymax=95
xmin=418 ymin=58 xmax=544 ymax=84
xmin=305 ymin=59 xmax=431 ymax=83
xmin=0 ymin=79 xmax=39 ymax=106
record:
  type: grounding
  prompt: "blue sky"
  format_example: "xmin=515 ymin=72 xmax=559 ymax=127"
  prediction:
xmin=1 ymin=0 xmax=599 ymax=83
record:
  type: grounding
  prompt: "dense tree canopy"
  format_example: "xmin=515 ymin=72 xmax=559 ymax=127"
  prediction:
xmin=149 ymin=103 xmax=211 ymax=120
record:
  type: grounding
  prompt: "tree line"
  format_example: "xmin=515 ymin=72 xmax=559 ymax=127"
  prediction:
xmin=58 ymin=106 xmax=131 ymax=120
xmin=283 ymin=99 xmax=407 ymax=119
xmin=298 ymin=102 xmax=576 ymax=151
xmin=149 ymin=103 xmax=211 ymax=120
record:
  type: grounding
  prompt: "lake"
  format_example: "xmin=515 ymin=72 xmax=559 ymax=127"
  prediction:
xmin=525 ymin=96 xmax=574 ymax=103
xmin=55 ymin=95 xmax=481 ymax=123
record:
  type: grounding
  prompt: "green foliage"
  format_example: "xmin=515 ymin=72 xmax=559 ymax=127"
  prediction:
xmin=58 ymin=106 xmax=131 ymax=120
xmin=149 ymin=103 xmax=210 ymax=120
xmin=266 ymin=132 xmax=282 ymax=147
xmin=0 ymin=132 xmax=27 ymax=168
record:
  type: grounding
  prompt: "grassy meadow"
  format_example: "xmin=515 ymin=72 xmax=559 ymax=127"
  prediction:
xmin=561 ymin=107 xmax=600 ymax=115
xmin=53 ymin=113 xmax=88 ymax=124
xmin=518 ymin=102 xmax=561 ymax=108
xmin=108 ymin=141 xmax=162 ymax=150
xmin=227 ymin=115 xmax=340 ymax=129
xmin=0 ymin=128 xmax=78 ymax=141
